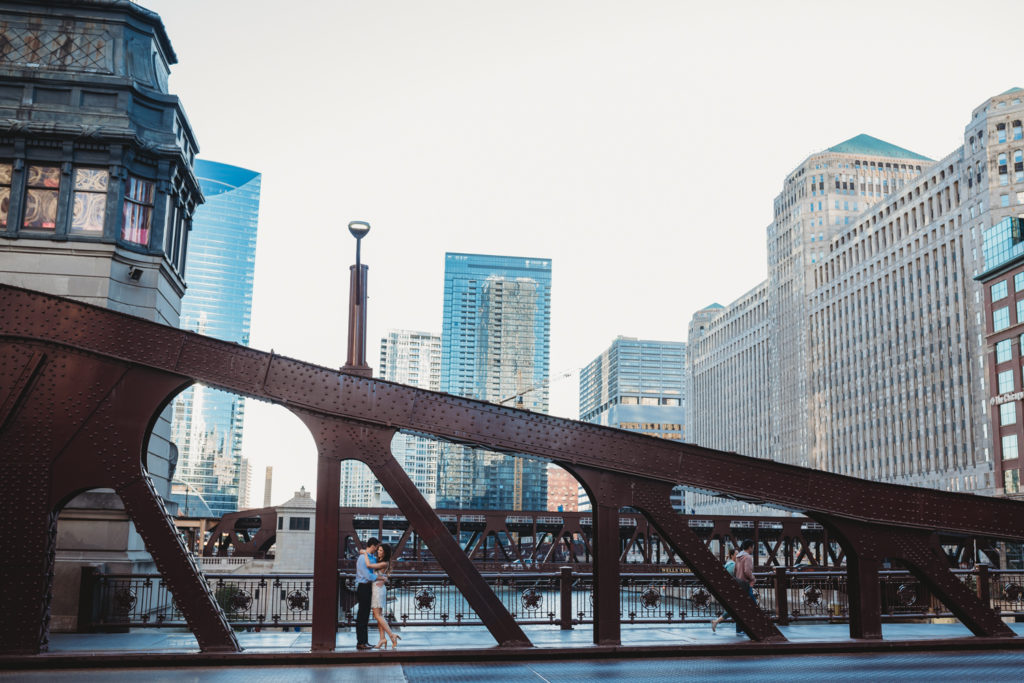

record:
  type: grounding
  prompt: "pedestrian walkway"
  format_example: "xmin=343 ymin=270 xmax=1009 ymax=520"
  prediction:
xmin=5 ymin=646 xmax=1024 ymax=682
xmin=4 ymin=622 xmax=1024 ymax=682
xmin=40 ymin=620 xmax=1024 ymax=653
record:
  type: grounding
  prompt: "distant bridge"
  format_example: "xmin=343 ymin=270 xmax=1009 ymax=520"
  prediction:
xmin=199 ymin=506 xmax=1001 ymax=571
xmin=2 ymin=283 xmax=1023 ymax=655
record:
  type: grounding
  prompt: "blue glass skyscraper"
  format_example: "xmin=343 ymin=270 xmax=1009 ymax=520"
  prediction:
xmin=438 ymin=253 xmax=552 ymax=510
xmin=171 ymin=160 xmax=261 ymax=517
xmin=579 ymin=337 xmax=687 ymax=511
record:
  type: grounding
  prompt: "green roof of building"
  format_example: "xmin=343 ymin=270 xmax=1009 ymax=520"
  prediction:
xmin=1001 ymin=87 xmax=1023 ymax=95
xmin=826 ymin=134 xmax=931 ymax=161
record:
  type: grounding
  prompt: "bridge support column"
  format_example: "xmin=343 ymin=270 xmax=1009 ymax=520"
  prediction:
xmin=821 ymin=517 xmax=1015 ymax=640
xmin=846 ymin=553 xmax=883 ymax=639
xmin=311 ymin=454 xmax=342 ymax=651
xmin=592 ymin=502 xmax=622 ymax=645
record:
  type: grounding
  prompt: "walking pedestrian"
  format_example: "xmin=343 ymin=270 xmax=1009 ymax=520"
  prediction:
xmin=711 ymin=547 xmax=738 ymax=632
xmin=734 ymin=539 xmax=757 ymax=635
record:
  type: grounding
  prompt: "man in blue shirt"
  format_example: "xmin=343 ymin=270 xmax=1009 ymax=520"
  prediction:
xmin=355 ymin=537 xmax=380 ymax=649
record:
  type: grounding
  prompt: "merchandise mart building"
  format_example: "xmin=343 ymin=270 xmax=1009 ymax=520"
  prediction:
xmin=438 ymin=252 xmax=551 ymax=510
xmin=171 ymin=159 xmax=261 ymax=517
xmin=688 ymin=89 xmax=1024 ymax=510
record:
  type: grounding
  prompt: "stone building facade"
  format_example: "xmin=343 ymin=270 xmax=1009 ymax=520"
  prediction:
xmin=0 ymin=0 xmax=202 ymax=629
xmin=767 ymin=135 xmax=929 ymax=470
xmin=689 ymin=89 xmax=1024 ymax=504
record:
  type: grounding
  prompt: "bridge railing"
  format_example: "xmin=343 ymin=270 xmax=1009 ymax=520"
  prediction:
xmin=79 ymin=567 xmax=1024 ymax=632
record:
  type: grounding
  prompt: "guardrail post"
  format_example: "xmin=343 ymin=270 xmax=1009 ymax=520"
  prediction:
xmin=774 ymin=566 xmax=789 ymax=626
xmin=560 ymin=566 xmax=573 ymax=630
xmin=77 ymin=566 xmax=99 ymax=633
xmin=975 ymin=564 xmax=990 ymax=605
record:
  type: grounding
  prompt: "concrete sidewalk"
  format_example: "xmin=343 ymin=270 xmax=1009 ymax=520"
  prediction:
xmin=3 ymin=623 xmax=1024 ymax=682
xmin=40 ymin=620 xmax=1024 ymax=653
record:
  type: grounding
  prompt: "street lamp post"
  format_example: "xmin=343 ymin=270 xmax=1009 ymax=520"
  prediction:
xmin=341 ymin=220 xmax=372 ymax=377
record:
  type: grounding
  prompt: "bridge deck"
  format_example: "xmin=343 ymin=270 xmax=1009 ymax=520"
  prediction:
xmin=40 ymin=621 xmax=1024 ymax=655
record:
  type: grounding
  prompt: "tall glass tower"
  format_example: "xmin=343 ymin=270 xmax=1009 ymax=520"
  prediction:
xmin=171 ymin=159 xmax=261 ymax=517
xmin=438 ymin=253 xmax=551 ymax=510
xmin=340 ymin=329 xmax=443 ymax=508
xmin=578 ymin=337 xmax=687 ymax=511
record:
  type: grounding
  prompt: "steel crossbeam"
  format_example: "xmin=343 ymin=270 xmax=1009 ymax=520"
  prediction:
xmin=2 ymin=283 xmax=1024 ymax=655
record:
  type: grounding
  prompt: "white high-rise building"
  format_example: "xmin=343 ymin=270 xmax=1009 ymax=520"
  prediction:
xmin=339 ymin=330 xmax=443 ymax=507
xmin=688 ymin=89 xmax=1024 ymax=505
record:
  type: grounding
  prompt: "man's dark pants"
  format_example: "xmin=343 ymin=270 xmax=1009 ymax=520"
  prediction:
xmin=356 ymin=581 xmax=372 ymax=645
xmin=736 ymin=583 xmax=757 ymax=635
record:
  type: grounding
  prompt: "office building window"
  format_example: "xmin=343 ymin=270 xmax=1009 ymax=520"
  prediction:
xmin=1014 ymin=120 xmax=1023 ymax=141
xmin=70 ymin=168 xmax=108 ymax=234
xmin=121 ymin=175 xmax=154 ymax=245
xmin=23 ymin=165 xmax=60 ymax=229
xmin=999 ymin=369 xmax=1015 ymax=394
xmin=993 ymin=281 xmax=1009 ymax=301
xmin=1018 ymin=299 xmax=1024 ymax=324
xmin=289 ymin=516 xmax=310 ymax=531
xmin=1006 ymin=468 xmax=1021 ymax=493
xmin=1003 ymin=434 xmax=1019 ymax=460
xmin=998 ymin=123 xmax=1007 ymax=143
xmin=997 ymin=339 xmax=1013 ymax=363
xmin=995 ymin=306 xmax=1010 ymax=332
xmin=0 ymin=162 xmax=10 ymax=227
xmin=1001 ymin=402 xmax=1016 ymax=426
xmin=1016 ymin=272 xmax=1024 ymax=293
xmin=1002 ymin=194 xmax=1011 ymax=207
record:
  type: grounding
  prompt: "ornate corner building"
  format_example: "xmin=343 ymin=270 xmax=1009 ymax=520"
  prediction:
xmin=0 ymin=0 xmax=202 ymax=630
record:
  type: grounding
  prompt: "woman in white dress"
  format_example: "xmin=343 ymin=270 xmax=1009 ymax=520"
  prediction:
xmin=370 ymin=543 xmax=400 ymax=649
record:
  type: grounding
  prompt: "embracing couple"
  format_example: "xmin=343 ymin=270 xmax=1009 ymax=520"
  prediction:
xmin=355 ymin=537 xmax=401 ymax=650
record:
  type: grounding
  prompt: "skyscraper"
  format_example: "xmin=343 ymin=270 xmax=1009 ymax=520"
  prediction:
xmin=339 ymin=329 xmax=443 ymax=507
xmin=767 ymin=135 xmax=930 ymax=471
xmin=171 ymin=159 xmax=261 ymax=517
xmin=578 ymin=337 xmax=686 ymax=511
xmin=438 ymin=253 xmax=552 ymax=510
xmin=688 ymin=88 xmax=1024 ymax=505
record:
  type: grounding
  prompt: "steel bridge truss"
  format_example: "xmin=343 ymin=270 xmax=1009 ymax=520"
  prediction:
xmin=2 ymin=284 xmax=1023 ymax=654
xmin=204 ymin=506 xmax=883 ymax=570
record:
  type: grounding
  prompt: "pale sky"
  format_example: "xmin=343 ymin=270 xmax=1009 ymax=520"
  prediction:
xmin=141 ymin=0 xmax=1022 ymax=506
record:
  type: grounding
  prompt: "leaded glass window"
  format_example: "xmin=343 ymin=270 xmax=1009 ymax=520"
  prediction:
xmin=0 ymin=163 xmax=10 ymax=227
xmin=23 ymin=165 xmax=60 ymax=229
xmin=70 ymin=168 xmax=108 ymax=234
xmin=122 ymin=175 xmax=154 ymax=245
